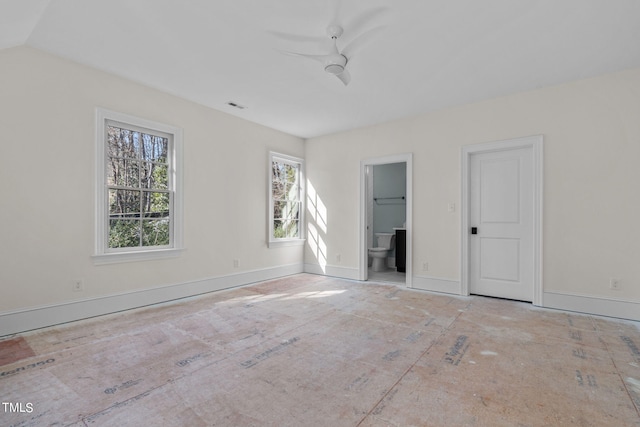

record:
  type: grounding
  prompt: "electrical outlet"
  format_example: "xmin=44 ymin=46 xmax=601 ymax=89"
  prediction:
xmin=336 ymin=253 xmax=341 ymax=263
xmin=72 ymin=279 xmax=83 ymax=292
xmin=422 ymin=262 xmax=429 ymax=271
xmin=609 ymin=278 xmax=620 ymax=290
xmin=233 ymin=259 xmax=240 ymax=268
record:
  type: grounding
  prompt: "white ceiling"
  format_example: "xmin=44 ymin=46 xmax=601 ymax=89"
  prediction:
xmin=2 ymin=0 xmax=640 ymax=138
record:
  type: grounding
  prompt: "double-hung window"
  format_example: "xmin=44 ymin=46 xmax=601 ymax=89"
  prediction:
xmin=95 ymin=109 xmax=183 ymax=263
xmin=268 ymin=152 xmax=305 ymax=247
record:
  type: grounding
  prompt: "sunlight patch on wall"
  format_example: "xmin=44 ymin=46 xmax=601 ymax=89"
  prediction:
xmin=308 ymin=223 xmax=327 ymax=272
xmin=306 ymin=180 xmax=328 ymax=272
xmin=307 ymin=181 xmax=327 ymax=233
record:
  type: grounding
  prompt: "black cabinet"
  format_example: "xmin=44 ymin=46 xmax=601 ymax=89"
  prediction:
xmin=395 ymin=229 xmax=406 ymax=273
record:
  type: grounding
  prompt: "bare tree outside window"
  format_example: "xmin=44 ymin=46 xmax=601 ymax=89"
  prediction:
xmin=106 ymin=124 xmax=171 ymax=249
xmin=269 ymin=152 xmax=304 ymax=246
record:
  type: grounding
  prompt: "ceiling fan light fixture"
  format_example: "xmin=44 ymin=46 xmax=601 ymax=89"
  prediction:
xmin=324 ymin=53 xmax=347 ymax=74
xmin=325 ymin=64 xmax=344 ymax=75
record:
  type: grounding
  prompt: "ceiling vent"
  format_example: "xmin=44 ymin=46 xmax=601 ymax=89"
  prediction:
xmin=226 ymin=101 xmax=246 ymax=110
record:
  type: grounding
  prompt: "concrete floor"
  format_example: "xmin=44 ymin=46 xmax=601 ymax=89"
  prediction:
xmin=1 ymin=274 xmax=639 ymax=426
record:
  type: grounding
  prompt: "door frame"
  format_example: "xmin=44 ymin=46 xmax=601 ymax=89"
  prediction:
xmin=359 ymin=153 xmax=413 ymax=286
xmin=461 ymin=135 xmax=543 ymax=305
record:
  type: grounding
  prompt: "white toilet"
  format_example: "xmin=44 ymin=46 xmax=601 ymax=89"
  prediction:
xmin=368 ymin=233 xmax=396 ymax=272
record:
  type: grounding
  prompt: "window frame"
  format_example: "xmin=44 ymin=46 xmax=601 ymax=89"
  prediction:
xmin=268 ymin=151 xmax=305 ymax=248
xmin=94 ymin=108 xmax=184 ymax=264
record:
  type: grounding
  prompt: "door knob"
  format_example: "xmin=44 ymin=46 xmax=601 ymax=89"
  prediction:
xmin=471 ymin=227 xmax=478 ymax=235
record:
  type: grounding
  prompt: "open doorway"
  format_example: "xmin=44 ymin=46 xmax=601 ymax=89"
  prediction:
xmin=360 ymin=153 xmax=412 ymax=286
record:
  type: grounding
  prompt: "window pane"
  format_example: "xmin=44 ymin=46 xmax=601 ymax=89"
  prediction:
xmin=287 ymin=202 xmax=300 ymax=220
xmin=272 ymin=179 xmax=285 ymax=201
xmin=272 ymin=161 xmax=285 ymax=182
xmin=109 ymin=219 xmax=140 ymax=248
xmin=143 ymin=191 xmax=170 ymax=218
xmin=140 ymin=162 xmax=168 ymax=190
xmin=285 ymin=164 xmax=298 ymax=186
xmin=142 ymin=219 xmax=170 ymax=246
xmin=287 ymin=220 xmax=299 ymax=238
xmin=107 ymin=158 xmax=139 ymax=187
xmin=273 ymin=220 xmax=285 ymax=238
xmin=142 ymin=134 xmax=168 ymax=163
xmin=285 ymin=182 xmax=300 ymax=201
xmin=273 ymin=201 xmax=285 ymax=220
xmin=274 ymin=201 xmax=299 ymax=221
xmin=100 ymin=112 xmax=180 ymax=255
xmin=271 ymin=156 xmax=302 ymax=241
xmin=107 ymin=126 xmax=139 ymax=159
xmin=109 ymin=189 xmax=141 ymax=218
xmin=273 ymin=219 xmax=299 ymax=238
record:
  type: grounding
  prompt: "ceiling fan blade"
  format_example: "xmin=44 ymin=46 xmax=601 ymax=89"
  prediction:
xmin=341 ymin=25 xmax=386 ymax=59
xmin=335 ymin=69 xmax=351 ymax=86
xmin=344 ymin=7 xmax=389 ymax=35
xmin=277 ymin=49 xmax=327 ymax=64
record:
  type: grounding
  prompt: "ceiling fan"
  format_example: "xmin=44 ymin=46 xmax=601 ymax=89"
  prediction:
xmin=273 ymin=6 xmax=388 ymax=86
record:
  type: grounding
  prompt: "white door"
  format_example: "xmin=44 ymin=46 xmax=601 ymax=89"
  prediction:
xmin=469 ymin=146 xmax=534 ymax=301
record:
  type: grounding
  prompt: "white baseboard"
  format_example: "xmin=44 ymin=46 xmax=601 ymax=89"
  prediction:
xmin=0 ymin=263 xmax=304 ymax=337
xmin=411 ymin=275 xmax=462 ymax=295
xmin=409 ymin=277 xmax=640 ymax=323
xmin=303 ymin=263 xmax=360 ymax=280
xmin=543 ymin=291 xmax=640 ymax=322
xmin=12 ymin=265 xmax=635 ymax=338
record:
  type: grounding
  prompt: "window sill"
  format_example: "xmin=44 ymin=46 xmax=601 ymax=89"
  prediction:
xmin=92 ymin=248 xmax=184 ymax=265
xmin=268 ymin=239 xmax=306 ymax=248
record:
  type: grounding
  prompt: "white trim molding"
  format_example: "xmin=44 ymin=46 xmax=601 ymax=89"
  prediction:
xmin=461 ymin=135 xmax=544 ymax=305
xmin=268 ymin=151 xmax=306 ymax=248
xmin=411 ymin=275 xmax=462 ymax=295
xmin=94 ymin=107 xmax=184 ymax=263
xmin=543 ymin=291 xmax=640 ymax=322
xmin=91 ymin=248 xmax=184 ymax=265
xmin=0 ymin=264 xmax=303 ymax=337
xmin=304 ymin=263 xmax=360 ymax=280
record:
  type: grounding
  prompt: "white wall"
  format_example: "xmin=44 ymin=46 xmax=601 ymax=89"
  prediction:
xmin=305 ymin=67 xmax=640 ymax=320
xmin=0 ymin=46 xmax=305 ymax=333
xmin=2 ymin=45 xmax=639 ymax=332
